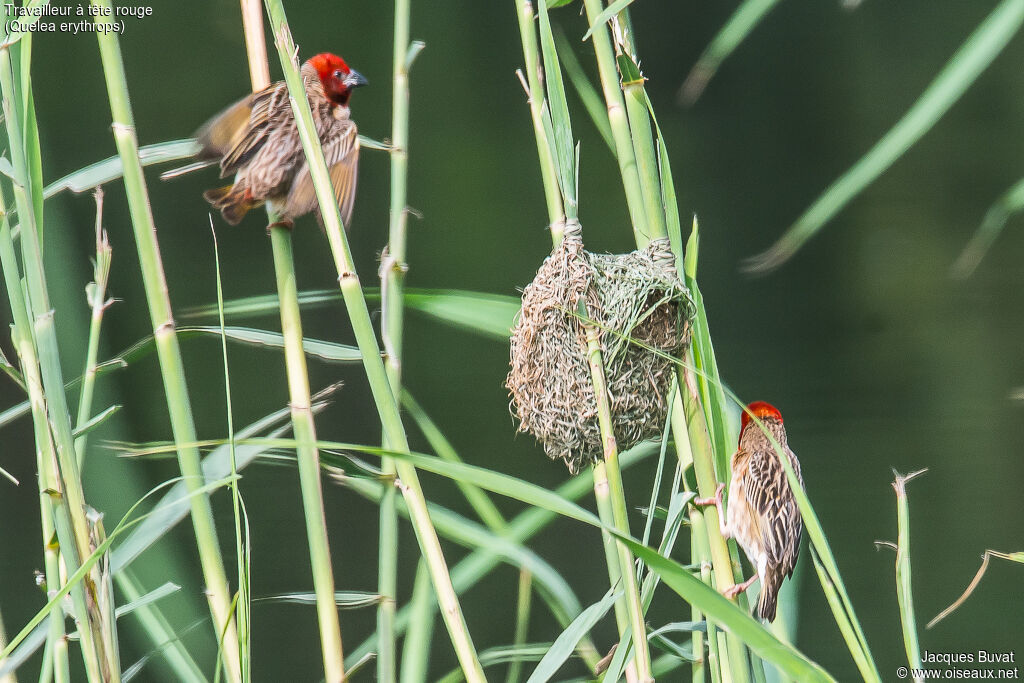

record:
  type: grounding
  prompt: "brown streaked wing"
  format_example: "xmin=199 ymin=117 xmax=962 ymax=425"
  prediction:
xmin=195 ymin=94 xmax=254 ymax=160
xmin=284 ymin=122 xmax=359 ymax=227
xmin=210 ymin=83 xmax=289 ymax=177
xmin=742 ymin=447 xmax=803 ymax=576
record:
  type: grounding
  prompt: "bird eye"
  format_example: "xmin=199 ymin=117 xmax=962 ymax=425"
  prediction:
xmin=333 ymin=69 xmax=344 ymax=80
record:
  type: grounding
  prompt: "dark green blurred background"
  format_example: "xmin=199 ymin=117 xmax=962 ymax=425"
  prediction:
xmin=2 ymin=0 xmax=1023 ymax=680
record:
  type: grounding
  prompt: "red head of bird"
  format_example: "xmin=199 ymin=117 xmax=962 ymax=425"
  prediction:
xmin=307 ymin=53 xmax=368 ymax=106
xmin=740 ymin=401 xmax=784 ymax=434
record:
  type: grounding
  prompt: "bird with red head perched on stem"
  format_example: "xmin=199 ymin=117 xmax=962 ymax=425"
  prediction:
xmin=189 ymin=52 xmax=367 ymax=229
xmin=695 ymin=401 xmax=805 ymax=622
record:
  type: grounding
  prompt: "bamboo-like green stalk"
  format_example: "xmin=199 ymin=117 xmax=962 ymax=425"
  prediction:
xmin=89 ymin=4 xmax=241 ymax=679
xmin=515 ymin=0 xmax=565 ymax=233
xmin=583 ymin=318 xmax=652 ymax=681
xmin=271 ymin=228 xmax=346 ymax=679
xmin=580 ymin=0 xmax=649 ymax=243
xmin=892 ymin=470 xmax=925 ymax=680
xmin=399 ymin=564 xmax=434 ymax=683
xmin=678 ymin=370 xmax=751 ymax=683
xmin=261 ymin=3 xmax=484 ymax=679
xmin=608 ymin=19 xmax=666 ymax=243
xmin=0 ymin=209 xmax=68 ymax=683
xmin=0 ymin=44 xmax=116 ymax=683
xmin=505 ymin=569 xmax=533 ymax=683
xmin=73 ymin=189 xmax=112 ymax=467
xmin=378 ymin=0 xmax=419 ymax=677
xmin=236 ymin=3 xmax=345 ymax=679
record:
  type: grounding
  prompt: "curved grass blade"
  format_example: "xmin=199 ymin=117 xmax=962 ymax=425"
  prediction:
xmin=185 ymin=288 xmax=520 ymax=340
xmin=404 ymin=290 xmax=520 ymax=340
xmin=745 ymin=0 xmax=1024 ymax=273
xmin=44 ymin=140 xmax=201 ymax=199
xmin=582 ymin=0 xmax=637 ymax=41
xmin=927 ymin=549 xmax=1024 ymax=628
xmin=952 ymin=176 xmax=1024 ymax=277
xmin=678 ymin=0 xmax=782 ymax=105
xmin=253 ymin=591 xmax=383 ymax=609
xmin=115 ymin=326 xmax=361 ymax=365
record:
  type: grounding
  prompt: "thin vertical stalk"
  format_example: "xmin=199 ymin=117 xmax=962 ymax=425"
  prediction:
xmin=234 ymin=4 xmax=345 ymax=677
xmin=0 ymin=45 xmax=116 ymax=683
xmin=515 ymin=0 xmax=565 ymax=230
xmin=678 ymin=372 xmax=751 ymax=683
xmin=580 ymin=0 xmax=649 ymax=244
xmin=583 ymin=319 xmax=652 ymax=682
xmin=89 ymin=4 xmax=241 ymax=679
xmin=892 ymin=470 xmax=926 ymax=680
xmin=609 ymin=16 xmax=667 ymax=242
xmin=378 ymin=0 xmax=419 ymax=677
xmin=270 ymin=228 xmax=346 ymax=680
xmin=261 ymin=3 xmax=484 ymax=679
xmin=505 ymin=569 xmax=533 ymax=683
xmin=73 ymin=189 xmax=111 ymax=467
xmin=398 ymin=563 xmax=435 ymax=683
xmin=212 ymin=220 xmax=250 ymax=683
xmin=0 ymin=217 xmax=67 ymax=683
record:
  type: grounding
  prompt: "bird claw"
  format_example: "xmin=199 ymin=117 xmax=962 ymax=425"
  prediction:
xmin=693 ymin=482 xmax=725 ymax=508
xmin=266 ymin=219 xmax=295 ymax=234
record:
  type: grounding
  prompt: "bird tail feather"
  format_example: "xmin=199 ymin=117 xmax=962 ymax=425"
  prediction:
xmin=757 ymin=568 xmax=784 ymax=622
xmin=203 ymin=185 xmax=258 ymax=225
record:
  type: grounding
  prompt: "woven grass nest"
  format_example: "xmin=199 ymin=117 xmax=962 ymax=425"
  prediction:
xmin=507 ymin=221 xmax=695 ymax=473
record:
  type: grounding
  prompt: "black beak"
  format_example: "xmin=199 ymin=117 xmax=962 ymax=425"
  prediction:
xmin=345 ymin=70 xmax=368 ymax=88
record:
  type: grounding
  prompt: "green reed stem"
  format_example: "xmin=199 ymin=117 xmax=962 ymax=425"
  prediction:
xmin=89 ymin=3 xmax=241 ymax=678
xmin=262 ymin=3 xmax=484 ymax=678
xmin=212 ymin=210 xmax=250 ymax=682
xmin=0 ymin=207 xmax=68 ymax=683
xmin=378 ymin=0 xmax=418 ymax=678
xmin=0 ymin=44 xmax=116 ymax=683
xmin=271 ymin=227 xmax=346 ymax=679
xmin=893 ymin=471 xmax=925 ymax=678
xmin=582 ymin=324 xmax=653 ymax=681
xmin=72 ymin=189 xmax=111 ymax=468
xmin=677 ymin=371 xmax=751 ymax=683
xmin=580 ymin=0 xmax=649 ymax=243
xmin=515 ymin=0 xmax=565 ymax=230
xmin=399 ymin=563 xmax=434 ymax=683
xmin=236 ymin=3 xmax=345 ymax=678
xmin=505 ymin=569 xmax=533 ymax=683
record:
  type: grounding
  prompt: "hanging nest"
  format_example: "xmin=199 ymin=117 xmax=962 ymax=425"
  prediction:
xmin=507 ymin=221 xmax=695 ymax=473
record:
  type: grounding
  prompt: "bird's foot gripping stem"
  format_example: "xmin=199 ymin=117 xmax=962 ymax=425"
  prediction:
xmin=693 ymin=482 xmax=725 ymax=508
xmin=266 ymin=219 xmax=295 ymax=234
xmin=724 ymin=574 xmax=758 ymax=600
xmin=692 ymin=482 xmax=730 ymax=539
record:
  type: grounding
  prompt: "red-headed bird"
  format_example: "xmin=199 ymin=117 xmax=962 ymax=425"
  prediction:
xmin=195 ymin=53 xmax=366 ymax=228
xmin=696 ymin=401 xmax=804 ymax=621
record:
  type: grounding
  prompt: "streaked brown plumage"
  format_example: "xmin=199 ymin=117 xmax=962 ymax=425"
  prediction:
xmin=197 ymin=53 xmax=366 ymax=227
xmin=697 ymin=401 xmax=804 ymax=621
